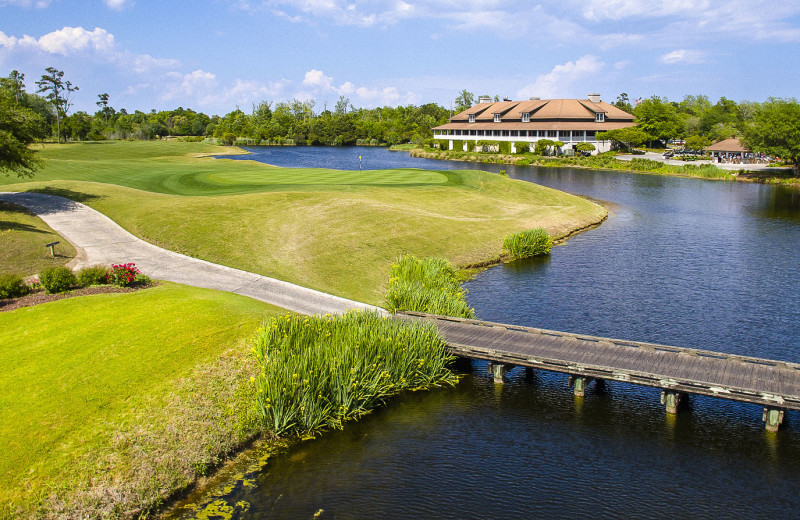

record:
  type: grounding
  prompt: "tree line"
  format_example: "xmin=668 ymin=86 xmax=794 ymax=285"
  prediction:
xmin=2 ymin=68 xmax=800 ymax=176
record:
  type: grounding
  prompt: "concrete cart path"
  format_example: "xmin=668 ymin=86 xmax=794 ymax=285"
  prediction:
xmin=1 ymin=192 xmax=385 ymax=316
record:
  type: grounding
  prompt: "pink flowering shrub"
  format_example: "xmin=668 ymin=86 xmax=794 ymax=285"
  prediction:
xmin=107 ymin=263 xmax=141 ymax=287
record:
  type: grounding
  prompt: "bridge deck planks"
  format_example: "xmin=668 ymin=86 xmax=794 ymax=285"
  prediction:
xmin=400 ymin=313 xmax=800 ymax=411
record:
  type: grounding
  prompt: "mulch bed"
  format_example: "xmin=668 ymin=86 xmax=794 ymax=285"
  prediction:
xmin=1 ymin=283 xmax=156 ymax=312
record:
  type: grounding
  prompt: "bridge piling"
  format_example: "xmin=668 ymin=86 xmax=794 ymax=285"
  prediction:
xmin=568 ymin=376 xmax=594 ymax=397
xmin=398 ymin=312 xmax=800 ymax=433
xmin=488 ymin=363 xmax=513 ymax=384
xmin=763 ymin=408 xmax=785 ymax=432
xmin=661 ymin=390 xmax=685 ymax=414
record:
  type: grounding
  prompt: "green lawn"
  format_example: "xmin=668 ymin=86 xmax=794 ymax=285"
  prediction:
xmin=0 ymin=283 xmax=285 ymax=514
xmin=0 ymin=141 xmax=607 ymax=516
xmin=0 ymin=201 xmax=76 ymax=276
xmin=1 ymin=141 xmax=607 ymax=305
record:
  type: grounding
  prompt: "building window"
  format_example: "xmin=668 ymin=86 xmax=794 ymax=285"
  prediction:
xmin=494 ymin=114 xmax=501 ymax=123
xmin=595 ymin=112 xmax=605 ymax=122
xmin=547 ymin=130 xmax=557 ymax=138
xmin=522 ymin=113 xmax=530 ymax=123
xmin=469 ymin=114 xmax=475 ymax=123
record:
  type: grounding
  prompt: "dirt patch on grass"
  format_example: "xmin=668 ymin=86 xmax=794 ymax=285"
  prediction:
xmin=0 ymin=284 xmax=156 ymax=312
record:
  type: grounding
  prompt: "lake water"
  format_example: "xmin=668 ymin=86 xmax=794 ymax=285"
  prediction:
xmin=187 ymin=146 xmax=800 ymax=519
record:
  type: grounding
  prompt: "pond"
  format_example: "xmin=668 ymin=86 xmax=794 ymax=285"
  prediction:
xmin=184 ymin=146 xmax=800 ymax=518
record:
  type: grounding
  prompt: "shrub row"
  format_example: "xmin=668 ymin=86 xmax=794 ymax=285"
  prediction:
xmin=385 ymin=255 xmax=474 ymax=318
xmin=503 ymin=227 xmax=553 ymax=259
xmin=0 ymin=263 xmax=150 ymax=299
xmin=253 ymin=311 xmax=459 ymax=436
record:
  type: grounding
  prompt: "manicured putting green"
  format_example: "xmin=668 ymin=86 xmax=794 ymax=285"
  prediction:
xmin=0 ymin=141 xmax=447 ymax=196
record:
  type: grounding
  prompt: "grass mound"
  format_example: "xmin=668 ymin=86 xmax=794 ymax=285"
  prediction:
xmin=386 ymin=255 xmax=474 ymax=318
xmin=253 ymin=311 xmax=459 ymax=437
xmin=2 ymin=142 xmax=606 ymax=304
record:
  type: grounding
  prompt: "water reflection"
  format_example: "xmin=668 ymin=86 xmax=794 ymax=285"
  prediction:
xmin=752 ymin=184 xmax=800 ymax=221
xmin=186 ymin=147 xmax=800 ymax=519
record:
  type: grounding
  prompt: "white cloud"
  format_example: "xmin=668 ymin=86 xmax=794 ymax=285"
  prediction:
xmin=0 ymin=26 xmax=179 ymax=76
xmin=295 ymin=68 xmax=416 ymax=106
xmin=103 ymin=0 xmax=129 ymax=9
xmin=0 ymin=0 xmax=52 ymax=7
xmin=161 ymin=70 xmax=288 ymax=109
xmin=234 ymin=0 xmax=575 ymax=37
xmin=303 ymin=69 xmax=334 ymax=89
xmin=516 ymin=55 xmax=604 ymax=99
xmin=0 ymin=27 xmax=116 ymax=55
xmin=579 ymin=0 xmax=707 ymax=21
xmin=162 ymin=69 xmax=218 ymax=103
xmin=659 ymin=49 xmax=706 ymax=64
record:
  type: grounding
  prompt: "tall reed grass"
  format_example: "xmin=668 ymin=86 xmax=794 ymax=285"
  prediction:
xmin=253 ymin=311 xmax=458 ymax=437
xmin=503 ymin=227 xmax=553 ymax=259
xmin=386 ymin=255 xmax=474 ymax=318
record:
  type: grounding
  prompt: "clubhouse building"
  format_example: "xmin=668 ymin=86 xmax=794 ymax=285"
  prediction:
xmin=433 ymin=94 xmax=636 ymax=154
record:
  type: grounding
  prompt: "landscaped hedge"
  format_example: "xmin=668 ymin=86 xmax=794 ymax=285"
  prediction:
xmin=38 ymin=266 xmax=77 ymax=294
xmin=0 ymin=274 xmax=29 ymax=299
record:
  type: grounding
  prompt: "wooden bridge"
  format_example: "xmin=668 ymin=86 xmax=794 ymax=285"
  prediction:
xmin=400 ymin=312 xmax=800 ymax=431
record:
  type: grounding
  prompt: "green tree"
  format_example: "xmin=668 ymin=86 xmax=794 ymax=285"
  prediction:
xmin=685 ymin=135 xmax=711 ymax=151
xmin=454 ymin=89 xmax=475 ymax=113
xmin=0 ymin=83 xmax=44 ymax=176
xmin=35 ymin=67 xmax=79 ymax=143
xmin=96 ymin=92 xmax=112 ymax=123
xmin=0 ymin=70 xmax=26 ymax=104
xmin=335 ymin=95 xmax=350 ymax=115
xmin=62 ymin=111 xmax=92 ymax=141
xmin=596 ymin=127 xmax=650 ymax=150
xmin=633 ymin=96 xmax=681 ymax=145
xmin=743 ymin=98 xmax=800 ymax=174
xmin=534 ymin=139 xmax=555 ymax=156
xmin=614 ymin=92 xmax=633 ymax=114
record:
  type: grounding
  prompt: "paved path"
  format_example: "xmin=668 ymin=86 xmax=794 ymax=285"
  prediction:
xmin=1 ymin=192 xmax=385 ymax=316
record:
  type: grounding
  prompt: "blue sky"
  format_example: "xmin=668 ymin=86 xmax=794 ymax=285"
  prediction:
xmin=1 ymin=0 xmax=799 ymax=115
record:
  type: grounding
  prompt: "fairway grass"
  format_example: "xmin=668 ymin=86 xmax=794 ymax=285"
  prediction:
xmin=0 ymin=201 xmax=76 ymax=275
xmin=2 ymin=141 xmax=606 ymax=305
xmin=0 ymin=283 xmax=286 ymax=516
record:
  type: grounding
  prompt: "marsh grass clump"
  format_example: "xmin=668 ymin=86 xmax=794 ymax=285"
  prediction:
xmin=253 ymin=311 xmax=458 ymax=437
xmin=386 ymin=256 xmax=474 ymax=318
xmin=503 ymin=227 xmax=553 ymax=259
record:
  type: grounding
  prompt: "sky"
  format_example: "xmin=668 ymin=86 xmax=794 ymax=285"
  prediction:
xmin=1 ymin=0 xmax=799 ymax=116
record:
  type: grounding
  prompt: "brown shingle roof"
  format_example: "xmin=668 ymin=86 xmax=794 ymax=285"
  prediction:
xmin=450 ymin=102 xmax=493 ymax=121
xmin=448 ymin=98 xmax=634 ymax=123
xmin=433 ymin=122 xmax=636 ymax=131
xmin=505 ymin=99 xmax=548 ymax=119
xmin=705 ymin=138 xmax=749 ymax=152
xmin=474 ymin=101 xmax=521 ymax=122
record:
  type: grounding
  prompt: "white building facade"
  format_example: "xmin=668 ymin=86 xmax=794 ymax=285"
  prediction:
xmin=433 ymin=95 xmax=636 ymax=154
